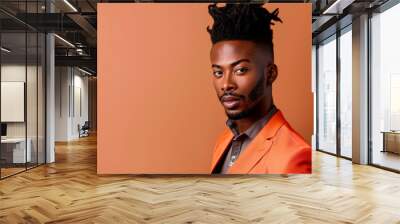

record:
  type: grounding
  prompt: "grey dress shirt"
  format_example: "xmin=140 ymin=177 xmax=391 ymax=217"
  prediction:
xmin=220 ymin=105 xmax=277 ymax=174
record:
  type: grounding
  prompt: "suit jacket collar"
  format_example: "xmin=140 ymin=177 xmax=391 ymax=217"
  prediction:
xmin=211 ymin=110 xmax=287 ymax=174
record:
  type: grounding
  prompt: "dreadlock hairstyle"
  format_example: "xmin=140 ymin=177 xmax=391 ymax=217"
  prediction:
xmin=207 ymin=3 xmax=282 ymax=59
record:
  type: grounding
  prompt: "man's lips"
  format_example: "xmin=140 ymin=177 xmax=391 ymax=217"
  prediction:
xmin=221 ymin=95 xmax=241 ymax=109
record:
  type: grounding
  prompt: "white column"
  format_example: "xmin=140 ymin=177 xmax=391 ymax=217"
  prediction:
xmin=46 ymin=32 xmax=55 ymax=163
xmin=352 ymin=14 xmax=369 ymax=164
xmin=45 ymin=0 xmax=56 ymax=163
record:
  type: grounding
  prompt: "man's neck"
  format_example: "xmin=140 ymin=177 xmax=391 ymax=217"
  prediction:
xmin=234 ymin=102 xmax=274 ymax=134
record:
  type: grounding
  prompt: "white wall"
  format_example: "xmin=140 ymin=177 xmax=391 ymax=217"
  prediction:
xmin=55 ymin=67 xmax=89 ymax=141
xmin=55 ymin=66 xmax=70 ymax=141
xmin=1 ymin=65 xmax=26 ymax=133
xmin=72 ymin=73 xmax=89 ymax=138
xmin=1 ymin=63 xmax=46 ymax=164
xmin=1 ymin=82 xmax=25 ymax=122
xmin=1 ymin=64 xmax=40 ymax=138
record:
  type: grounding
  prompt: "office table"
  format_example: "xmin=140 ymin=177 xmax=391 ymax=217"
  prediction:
xmin=1 ymin=138 xmax=32 ymax=164
xmin=381 ymin=131 xmax=400 ymax=154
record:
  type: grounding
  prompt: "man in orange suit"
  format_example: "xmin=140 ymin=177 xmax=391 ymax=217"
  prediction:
xmin=207 ymin=3 xmax=311 ymax=174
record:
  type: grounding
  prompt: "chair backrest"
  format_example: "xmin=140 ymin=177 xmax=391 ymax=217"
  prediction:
xmin=82 ymin=121 xmax=90 ymax=129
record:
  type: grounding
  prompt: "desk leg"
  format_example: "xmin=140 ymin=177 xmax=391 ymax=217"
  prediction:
xmin=382 ymin=133 xmax=386 ymax=153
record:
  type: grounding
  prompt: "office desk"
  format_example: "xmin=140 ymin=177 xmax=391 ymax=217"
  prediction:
xmin=382 ymin=131 xmax=400 ymax=154
xmin=1 ymin=138 xmax=32 ymax=164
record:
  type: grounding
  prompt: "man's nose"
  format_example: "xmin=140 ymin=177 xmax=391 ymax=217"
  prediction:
xmin=221 ymin=72 xmax=237 ymax=92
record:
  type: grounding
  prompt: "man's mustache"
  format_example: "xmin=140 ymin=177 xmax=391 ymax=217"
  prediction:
xmin=219 ymin=92 xmax=246 ymax=102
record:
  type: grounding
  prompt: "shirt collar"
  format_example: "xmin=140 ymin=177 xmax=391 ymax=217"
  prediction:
xmin=226 ymin=105 xmax=277 ymax=139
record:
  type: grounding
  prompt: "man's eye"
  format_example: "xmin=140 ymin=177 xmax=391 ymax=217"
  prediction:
xmin=235 ymin=67 xmax=248 ymax=75
xmin=213 ymin=71 xmax=223 ymax=78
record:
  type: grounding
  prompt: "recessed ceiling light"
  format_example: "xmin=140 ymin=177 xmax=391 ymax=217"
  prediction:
xmin=322 ymin=0 xmax=354 ymax=15
xmin=1 ymin=47 xmax=11 ymax=53
xmin=63 ymin=0 xmax=78 ymax=12
xmin=54 ymin=34 xmax=75 ymax=48
xmin=77 ymin=67 xmax=93 ymax=76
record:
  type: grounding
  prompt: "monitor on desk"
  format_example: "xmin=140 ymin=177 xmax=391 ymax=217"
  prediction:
xmin=1 ymin=123 xmax=7 ymax=138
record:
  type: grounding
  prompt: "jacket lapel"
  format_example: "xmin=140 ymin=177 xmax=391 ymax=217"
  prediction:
xmin=227 ymin=111 xmax=286 ymax=174
xmin=210 ymin=129 xmax=233 ymax=172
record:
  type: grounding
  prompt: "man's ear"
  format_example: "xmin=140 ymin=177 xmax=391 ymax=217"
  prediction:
xmin=264 ymin=64 xmax=278 ymax=86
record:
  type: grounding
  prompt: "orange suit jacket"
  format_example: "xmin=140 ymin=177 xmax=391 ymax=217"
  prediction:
xmin=210 ymin=110 xmax=312 ymax=174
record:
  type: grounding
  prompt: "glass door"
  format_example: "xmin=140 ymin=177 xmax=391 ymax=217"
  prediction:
xmin=370 ymin=3 xmax=400 ymax=171
xmin=339 ymin=26 xmax=352 ymax=159
xmin=317 ymin=35 xmax=337 ymax=155
xmin=1 ymin=30 xmax=28 ymax=178
xmin=0 ymin=0 xmax=47 ymax=179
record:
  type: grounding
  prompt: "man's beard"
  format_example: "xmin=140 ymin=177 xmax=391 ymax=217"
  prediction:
xmin=225 ymin=75 xmax=266 ymax=120
xmin=226 ymin=102 xmax=260 ymax=120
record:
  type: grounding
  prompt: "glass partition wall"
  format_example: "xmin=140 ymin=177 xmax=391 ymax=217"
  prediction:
xmin=370 ymin=2 xmax=400 ymax=171
xmin=315 ymin=0 xmax=400 ymax=171
xmin=317 ymin=35 xmax=337 ymax=155
xmin=339 ymin=27 xmax=352 ymax=159
xmin=0 ymin=2 xmax=46 ymax=179
xmin=316 ymin=25 xmax=353 ymax=159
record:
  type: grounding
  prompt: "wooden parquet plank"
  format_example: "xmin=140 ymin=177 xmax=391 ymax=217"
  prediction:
xmin=1 ymin=134 xmax=400 ymax=223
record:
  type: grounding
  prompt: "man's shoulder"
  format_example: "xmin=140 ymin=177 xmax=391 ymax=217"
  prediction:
xmin=267 ymin=121 xmax=312 ymax=173
xmin=276 ymin=122 xmax=310 ymax=150
xmin=271 ymin=121 xmax=311 ymax=162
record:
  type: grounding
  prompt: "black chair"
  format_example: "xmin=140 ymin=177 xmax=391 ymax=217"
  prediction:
xmin=79 ymin=121 xmax=90 ymax=138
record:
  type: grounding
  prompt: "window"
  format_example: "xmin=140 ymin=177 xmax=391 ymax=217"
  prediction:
xmin=317 ymin=35 xmax=337 ymax=154
xmin=370 ymin=2 xmax=400 ymax=171
xmin=339 ymin=27 xmax=352 ymax=158
xmin=0 ymin=1 xmax=46 ymax=179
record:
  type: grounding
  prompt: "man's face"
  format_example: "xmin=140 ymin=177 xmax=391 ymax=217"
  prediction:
xmin=210 ymin=40 xmax=274 ymax=120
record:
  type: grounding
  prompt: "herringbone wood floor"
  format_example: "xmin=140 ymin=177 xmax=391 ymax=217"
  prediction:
xmin=1 ymin=134 xmax=400 ymax=224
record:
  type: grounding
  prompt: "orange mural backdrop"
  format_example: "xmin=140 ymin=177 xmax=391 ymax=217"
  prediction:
xmin=98 ymin=3 xmax=312 ymax=174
